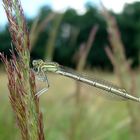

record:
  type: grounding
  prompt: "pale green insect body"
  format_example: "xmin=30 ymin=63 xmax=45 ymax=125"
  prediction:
xmin=32 ymin=59 xmax=59 ymax=73
xmin=41 ymin=62 xmax=59 ymax=72
xmin=32 ymin=59 xmax=140 ymax=102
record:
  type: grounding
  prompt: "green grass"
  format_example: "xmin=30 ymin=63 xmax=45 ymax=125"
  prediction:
xmin=0 ymin=70 xmax=136 ymax=140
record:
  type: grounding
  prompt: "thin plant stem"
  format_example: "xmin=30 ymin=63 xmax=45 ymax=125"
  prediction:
xmin=1 ymin=0 xmax=45 ymax=139
xmin=102 ymin=4 xmax=140 ymax=140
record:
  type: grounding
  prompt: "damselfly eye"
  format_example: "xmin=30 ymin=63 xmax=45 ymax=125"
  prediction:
xmin=32 ymin=60 xmax=37 ymax=66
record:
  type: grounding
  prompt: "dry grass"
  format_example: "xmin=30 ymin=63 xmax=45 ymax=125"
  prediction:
xmin=0 ymin=70 xmax=135 ymax=140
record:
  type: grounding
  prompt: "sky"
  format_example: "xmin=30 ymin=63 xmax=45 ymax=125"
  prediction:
xmin=0 ymin=0 xmax=139 ymax=27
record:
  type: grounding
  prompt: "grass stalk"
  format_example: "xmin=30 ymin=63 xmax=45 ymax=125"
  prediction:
xmin=68 ymin=26 xmax=98 ymax=140
xmin=30 ymin=13 xmax=56 ymax=49
xmin=102 ymin=5 xmax=140 ymax=140
xmin=0 ymin=0 xmax=45 ymax=139
xmin=74 ymin=25 xmax=98 ymax=104
xmin=45 ymin=13 xmax=64 ymax=60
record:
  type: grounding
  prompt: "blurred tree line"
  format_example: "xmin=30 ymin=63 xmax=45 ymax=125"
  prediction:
xmin=1 ymin=2 xmax=140 ymax=70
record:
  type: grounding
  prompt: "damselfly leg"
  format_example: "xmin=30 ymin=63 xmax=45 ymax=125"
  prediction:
xmin=34 ymin=71 xmax=50 ymax=97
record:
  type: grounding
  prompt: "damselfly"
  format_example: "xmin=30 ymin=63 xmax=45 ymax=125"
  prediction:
xmin=32 ymin=59 xmax=140 ymax=103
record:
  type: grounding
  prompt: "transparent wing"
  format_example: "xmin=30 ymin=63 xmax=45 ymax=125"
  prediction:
xmin=58 ymin=66 xmax=128 ymax=101
xmin=33 ymin=70 xmax=49 ymax=97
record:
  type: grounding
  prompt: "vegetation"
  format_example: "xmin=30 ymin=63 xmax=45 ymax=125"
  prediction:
xmin=1 ymin=2 xmax=140 ymax=69
xmin=0 ymin=71 xmax=137 ymax=140
xmin=1 ymin=1 xmax=140 ymax=140
xmin=1 ymin=0 xmax=44 ymax=139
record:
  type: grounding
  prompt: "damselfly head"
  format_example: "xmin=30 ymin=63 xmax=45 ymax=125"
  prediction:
xmin=32 ymin=59 xmax=43 ymax=67
xmin=32 ymin=59 xmax=44 ymax=73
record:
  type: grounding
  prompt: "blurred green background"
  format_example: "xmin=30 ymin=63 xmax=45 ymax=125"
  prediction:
xmin=1 ymin=1 xmax=140 ymax=140
xmin=1 ymin=1 xmax=140 ymax=68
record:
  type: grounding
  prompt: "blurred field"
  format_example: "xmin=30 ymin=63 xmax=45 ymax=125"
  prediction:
xmin=0 ymin=70 xmax=136 ymax=140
